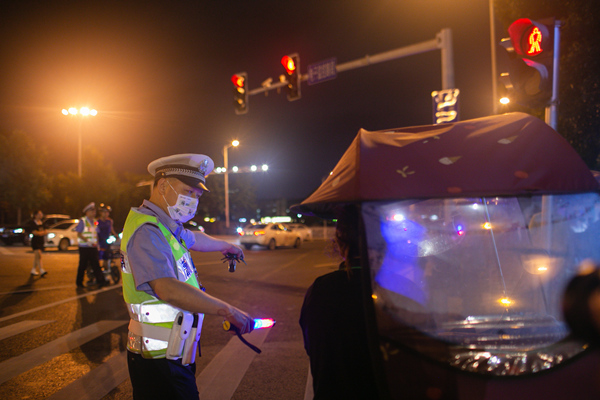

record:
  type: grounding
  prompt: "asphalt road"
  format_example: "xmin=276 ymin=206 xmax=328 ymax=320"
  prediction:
xmin=0 ymin=238 xmax=338 ymax=399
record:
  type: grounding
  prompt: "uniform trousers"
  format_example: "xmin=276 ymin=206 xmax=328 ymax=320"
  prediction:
xmin=76 ymin=246 xmax=106 ymax=286
xmin=127 ymin=351 xmax=199 ymax=400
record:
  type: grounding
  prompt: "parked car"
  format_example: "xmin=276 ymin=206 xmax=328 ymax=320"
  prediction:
xmin=284 ymin=223 xmax=313 ymax=241
xmin=239 ymin=223 xmax=302 ymax=250
xmin=0 ymin=224 xmax=28 ymax=245
xmin=43 ymin=214 xmax=71 ymax=226
xmin=45 ymin=219 xmax=80 ymax=251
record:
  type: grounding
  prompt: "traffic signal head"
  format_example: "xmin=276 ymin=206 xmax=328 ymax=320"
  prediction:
xmin=280 ymin=53 xmax=301 ymax=101
xmin=231 ymin=72 xmax=248 ymax=114
xmin=499 ymin=18 xmax=555 ymax=108
xmin=507 ymin=18 xmax=552 ymax=58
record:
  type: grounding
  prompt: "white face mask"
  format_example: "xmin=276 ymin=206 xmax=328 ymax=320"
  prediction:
xmin=163 ymin=181 xmax=199 ymax=223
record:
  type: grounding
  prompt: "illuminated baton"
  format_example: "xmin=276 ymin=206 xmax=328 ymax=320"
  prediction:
xmin=222 ymin=318 xmax=276 ymax=354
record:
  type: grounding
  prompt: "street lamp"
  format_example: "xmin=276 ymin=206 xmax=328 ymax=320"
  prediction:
xmin=223 ymin=140 xmax=239 ymax=229
xmin=61 ymin=107 xmax=97 ymax=177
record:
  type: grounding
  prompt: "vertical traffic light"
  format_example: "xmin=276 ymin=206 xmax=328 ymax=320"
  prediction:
xmin=231 ymin=72 xmax=248 ymax=114
xmin=499 ymin=18 xmax=555 ymax=108
xmin=281 ymin=54 xmax=301 ymax=101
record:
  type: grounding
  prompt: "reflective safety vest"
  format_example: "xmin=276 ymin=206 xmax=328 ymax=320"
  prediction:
xmin=78 ymin=217 xmax=98 ymax=247
xmin=120 ymin=208 xmax=204 ymax=359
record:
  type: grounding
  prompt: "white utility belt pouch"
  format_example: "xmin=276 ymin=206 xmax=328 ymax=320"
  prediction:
xmin=128 ymin=311 xmax=202 ymax=365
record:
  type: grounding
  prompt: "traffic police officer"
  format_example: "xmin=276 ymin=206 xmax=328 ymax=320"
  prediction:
xmin=121 ymin=153 xmax=254 ymax=399
xmin=75 ymin=202 xmax=108 ymax=288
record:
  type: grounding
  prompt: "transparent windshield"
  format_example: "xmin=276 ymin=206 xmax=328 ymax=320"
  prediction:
xmin=363 ymin=193 xmax=600 ymax=375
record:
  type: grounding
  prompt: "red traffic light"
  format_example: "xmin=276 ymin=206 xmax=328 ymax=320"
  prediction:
xmin=231 ymin=74 xmax=245 ymax=88
xmin=508 ymin=18 xmax=549 ymax=57
xmin=281 ymin=55 xmax=296 ymax=74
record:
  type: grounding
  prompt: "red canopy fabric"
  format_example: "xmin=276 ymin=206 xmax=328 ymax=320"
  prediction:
xmin=295 ymin=113 xmax=599 ymax=216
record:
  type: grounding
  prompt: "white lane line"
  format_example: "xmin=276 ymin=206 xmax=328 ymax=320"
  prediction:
xmin=0 ymin=247 xmax=14 ymax=255
xmin=0 ymin=319 xmax=55 ymax=341
xmin=304 ymin=363 xmax=314 ymax=400
xmin=0 ymin=284 xmax=75 ymax=295
xmin=313 ymin=262 xmax=338 ymax=268
xmin=259 ymin=253 xmax=310 ymax=281
xmin=197 ymin=327 xmax=272 ymax=399
xmin=0 ymin=320 xmax=127 ymax=384
xmin=0 ymin=284 xmax=122 ymax=323
xmin=45 ymin=351 xmax=128 ymax=400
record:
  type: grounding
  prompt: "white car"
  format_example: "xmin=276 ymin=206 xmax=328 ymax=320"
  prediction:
xmin=45 ymin=219 xmax=80 ymax=251
xmin=239 ymin=223 xmax=302 ymax=250
xmin=284 ymin=223 xmax=313 ymax=241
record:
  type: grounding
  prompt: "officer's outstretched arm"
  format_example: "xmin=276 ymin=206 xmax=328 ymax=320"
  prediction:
xmin=190 ymin=231 xmax=244 ymax=258
xmin=149 ymin=277 xmax=254 ymax=334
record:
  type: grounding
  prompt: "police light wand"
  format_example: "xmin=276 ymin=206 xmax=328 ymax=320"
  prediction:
xmin=222 ymin=318 xmax=276 ymax=354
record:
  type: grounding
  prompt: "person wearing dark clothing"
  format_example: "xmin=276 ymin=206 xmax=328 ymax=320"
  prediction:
xmin=299 ymin=206 xmax=379 ymax=399
xmin=28 ymin=210 xmax=47 ymax=277
xmin=75 ymin=202 xmax=108 ymax=288
xmin=96 ymin=203 xmax=118 ymax=271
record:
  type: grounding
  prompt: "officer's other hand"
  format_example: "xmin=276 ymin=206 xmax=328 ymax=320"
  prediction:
xmin=222 ymin=243 xmax=244 ymax=260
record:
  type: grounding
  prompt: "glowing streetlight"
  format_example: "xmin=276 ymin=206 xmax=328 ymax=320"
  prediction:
xmin=224 ymin=140 xmax=240 ymax=229
xmin=61 ymin=107 xmax=97 ymax=177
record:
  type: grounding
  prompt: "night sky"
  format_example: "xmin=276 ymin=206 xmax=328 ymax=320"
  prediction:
xmin=0 ymin=0 xmax=493 ymax=201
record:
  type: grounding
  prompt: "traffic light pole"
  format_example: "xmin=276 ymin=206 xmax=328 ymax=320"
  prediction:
xmin=335 ymin=28 xmax=454 ymax=90
xmin=246 ymin=28 xmax=454 ymax=96
xmin=545 ymin=20 xmax=561 ymax=130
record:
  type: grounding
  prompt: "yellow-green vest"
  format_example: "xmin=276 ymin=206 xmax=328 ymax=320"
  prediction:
xmin=78 ymin=217 xmax=98 ymax=247
xmin=120 ymin=208 xmax=203 ymax=358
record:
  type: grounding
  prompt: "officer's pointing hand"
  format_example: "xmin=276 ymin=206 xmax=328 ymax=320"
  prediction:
xmin=221 ymin=306 xmax=254 ymax=335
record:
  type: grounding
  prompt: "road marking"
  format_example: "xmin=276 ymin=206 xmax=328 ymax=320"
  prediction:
xmin=0 ymin=284 xmax=75 ymax=296
xmin=197 ymin=327 xmax=272 ymax=399
xmin=0 ymin=247 xmax=14 ymax=255
xmin=0 ymin=284 xmax=122 ymax=323
xmin=0 ymin=319 xmax=55 ymax=341
xmin=45 ymin=351 xmax=128 ymax=400
xmin=313 ymin=262 xmax=338 ymax=268
xmin=0 ymin=320 xmax=127 ymax=384
xmin=304 ymin=363 xmax=314 ymax=400
xmin=259 ymin=253 xmax=310 ymax=281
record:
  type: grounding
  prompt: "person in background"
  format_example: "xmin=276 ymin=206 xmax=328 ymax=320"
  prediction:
xmin=75 ymin=202 xmax=108 ymax=288
xmin=299 ymin=205 xmax=379 ymax=399
xmin=97 ymin=203 xmax=118 ymax=273
xmin=28 ymin=210 xmax=48 ymax=277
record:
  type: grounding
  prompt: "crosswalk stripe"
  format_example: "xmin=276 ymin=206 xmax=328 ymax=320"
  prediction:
xmin=0 ymin=284 xmax=120 ymax=323
xmin=304 ymin=364 xmax=314 ymax=400
xmin=197 ymin=328 xmax=272 ymax=399
xmin=0 ymin=319 xmax=55 ymax=341
xmin=0 ymin=284 xmax=75 ymax=296
xmin=0 ymin=320 xmax=127 ymax=384
xmin=45 ymin=351 xmax=129 ymax=400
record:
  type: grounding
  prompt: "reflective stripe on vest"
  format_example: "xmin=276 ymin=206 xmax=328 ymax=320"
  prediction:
xmin=120 ymin=208 xmax=203 ymax=358
xmin=79 ymin=217 xmax=98 ymax=246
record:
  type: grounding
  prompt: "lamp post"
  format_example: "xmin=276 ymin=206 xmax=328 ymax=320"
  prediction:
xmin=223 ymin=140 xmax=239 ymax=229
xmin=62 ymin=107 xmax=97 ymax=177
